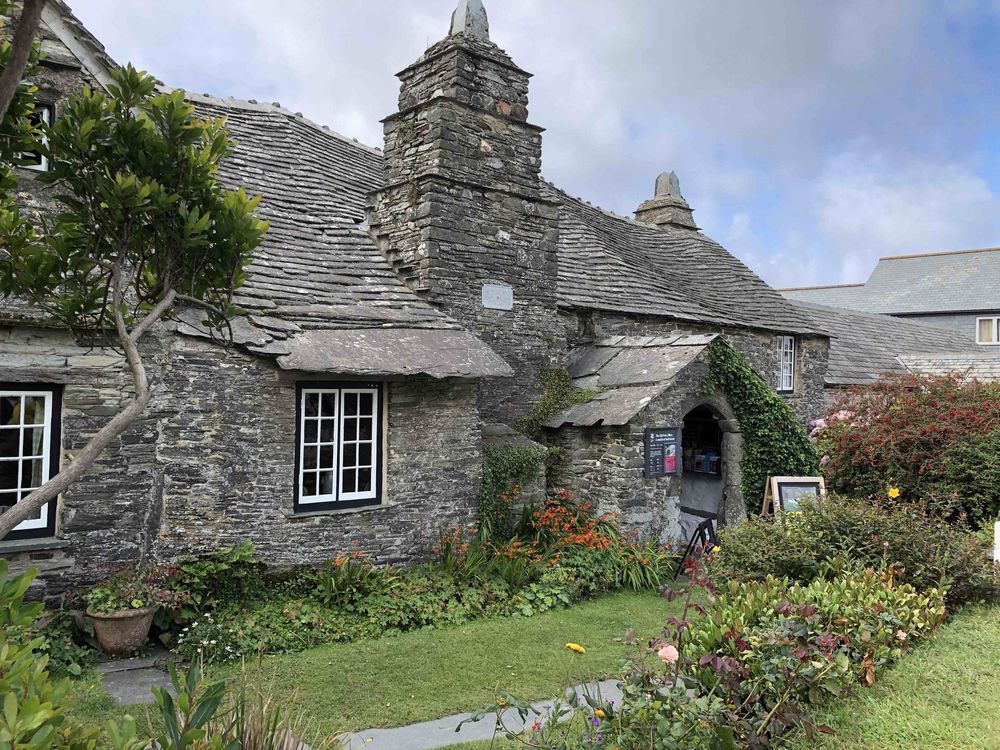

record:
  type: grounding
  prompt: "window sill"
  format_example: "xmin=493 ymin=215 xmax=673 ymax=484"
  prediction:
xmin=282 ymin=501 xmax=400 ymax=520
xmin=0 ymin=538 xmax=70 ymax=554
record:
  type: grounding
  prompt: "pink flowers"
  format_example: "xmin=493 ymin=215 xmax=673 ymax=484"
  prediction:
xmin=657 ymin=644 xmax=679 ymax=664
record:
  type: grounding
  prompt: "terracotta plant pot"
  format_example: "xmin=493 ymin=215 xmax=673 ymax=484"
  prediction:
xmin=87 ymin=605 xmax=158 ymax=656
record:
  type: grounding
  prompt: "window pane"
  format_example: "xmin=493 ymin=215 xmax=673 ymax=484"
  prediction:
xmin=0 ymin=397 xmax=18 ymax=427
xmin=0 ymin=491 xmax=15 ymax=510
xmin=21 ymin=459 xmax=43 ymax=490
xmin=21 ymin=428 xmax=44 ymax=459
xmin=304 ymin=392 xmax=319 ymax=417
xmin=318 ymin=471 xmax=334 ymax=495
xmin=358 ymin=443 xmax=372 ymax=466
xmin=304 ymin=420 xmax=318 ymax=443
xmin=319 ymin=419 xmax=336 ymax=443
xmin=0 ymin=429 xmax=17 ymax=459
xmin=342 ymin=469 xmax=357 ymax=494
xmin=303 ymin=445 xmax=318 ymax=471
xmin=0 ymin=463 xmax=17 ymax=490
xmin=357 ymin=468 xmax=372 ymax=492
xmin=343 ymin=419 xmax=357 ymax=442
xmin=359 ymin=418 xmax=373 ymax=441
xmin=344 ymin=392 xmax=358 ymax=416
xmin=319 ymin=445 xmax=335 ymax=469
xmin=342 ymin=443 xmax=357 ymax=468
xmin=359 ymin=392 xmax=373 ymax=415
xmin=979 ymin=318 xmax=995 ymax=344
xmin=22 ymin=397 xmax=45 ymax=426
xmin=321 ymin=392 xmax=337 ymax=417
xmin=302 ymin=471 xmax=318 ymax=497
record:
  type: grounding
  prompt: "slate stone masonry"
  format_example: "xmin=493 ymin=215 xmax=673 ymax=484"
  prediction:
xmin=369 ymin=32 xmax=566 ymax=424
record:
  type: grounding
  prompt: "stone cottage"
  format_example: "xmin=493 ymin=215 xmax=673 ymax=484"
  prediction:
xmin=0 ymin=0 xmax=970 ymax=595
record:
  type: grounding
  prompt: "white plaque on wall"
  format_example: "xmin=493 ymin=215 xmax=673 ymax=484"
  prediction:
xmin=482 ymin=282 xmax=514 ymax=311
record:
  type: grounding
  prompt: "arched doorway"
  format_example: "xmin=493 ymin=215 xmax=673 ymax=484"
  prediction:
xmin=678 ymin=403 xmax=742 ymax=542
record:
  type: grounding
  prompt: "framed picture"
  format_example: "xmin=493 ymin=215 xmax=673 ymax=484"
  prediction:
xmin=761 ymin=476 xmax=826 ymax=516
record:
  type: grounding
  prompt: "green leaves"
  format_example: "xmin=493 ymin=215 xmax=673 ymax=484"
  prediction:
xmin=0 ymin=63 xmax=265 ymax=335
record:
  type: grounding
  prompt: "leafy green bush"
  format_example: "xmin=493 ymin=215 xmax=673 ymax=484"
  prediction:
xmin=85 ymin=567 xmax=189 ymax=614
xmin=165 ymin=541 xmax=265 ymax=618
xmin=38 ymin=611 xmax=95 ymax=678
xmin=315 ymin=553 xmax=399 ymax=607
xmin=480 ymin=444 xmax=547 ymax=538
xmin=0 ymin=562 xmax=99 ymax=750
xmin=816 ymin=373 xmax=1000 ymax=522
xmin=706 ymin=495 xmax=999 ymax=607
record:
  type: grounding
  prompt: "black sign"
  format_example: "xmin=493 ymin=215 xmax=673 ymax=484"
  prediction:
xmin=644 ymin=427 xmax=681 ymax=478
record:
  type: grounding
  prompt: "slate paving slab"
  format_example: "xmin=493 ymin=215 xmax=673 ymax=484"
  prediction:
xmin=343 ymin=679 xmax=623 ymax=750
xmin=94 ymin=647 xmax=176 ymax=706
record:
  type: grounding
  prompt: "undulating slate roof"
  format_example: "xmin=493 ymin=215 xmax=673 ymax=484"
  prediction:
xmin=171 ymin=93 xmax=510 ymax=379
xmin=544 ymin=334 xmax=717 ymax=428
xmin=781 ymin=248 xmax=1000 ymax=315
xmin=550 ymin=186 xmax=817 ymax=335
xmin=795 ymin=301 xmax=991 ymax=386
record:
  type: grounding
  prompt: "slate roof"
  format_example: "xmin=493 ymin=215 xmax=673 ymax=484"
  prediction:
xmin=781 ymin=248 xmax=1000 ymax=315
xmin=543 ymin=334 xmax=717 ymax=428
xmin=795 ymin=301 xmax=989 ymax=386
xmin=899 ymin=353 xmax=1000 ymax=381
xmin=173 ymin=93 xmax=511 ymax=379
xmin=549 ymin=187 xmax=817 ymax=334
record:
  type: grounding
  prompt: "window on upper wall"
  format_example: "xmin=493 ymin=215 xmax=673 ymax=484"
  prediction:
xmin=775 ymin=335 xmax=795 ymax=393
xmin=976 ymin=317 xmax=1000 ymax=345
xmin=0 ymin=385 xmax=61 ymax=539
xmin=19 ymin=103 xmax=53 ymax=172
xmin=295 ymin=383 xmax=383 ymax=512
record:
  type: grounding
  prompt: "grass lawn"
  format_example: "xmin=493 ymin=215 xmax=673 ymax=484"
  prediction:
xmin=64 ymin=589 xmax=683 ymax=738
xmin=791 ymin=605 xmax=1000 ymax=750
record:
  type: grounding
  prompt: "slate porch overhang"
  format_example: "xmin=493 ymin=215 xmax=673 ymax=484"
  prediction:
xmin=543 ymin=333 xmax=717 ymax=428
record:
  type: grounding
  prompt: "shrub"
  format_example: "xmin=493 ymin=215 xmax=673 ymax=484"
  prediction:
xmin=706 ymin=495 xmax=999 ymax=607
xmin=38 ymin=610 xmax=95 ymax=678
xmin=480 ymin=443 xmax=547 ymax=538
xmin=85 ymin=567 xmax=189 ymax=614
xmin=166 ymin=541 xmax=265 ymax=618
xmin=315 ymin=553 xmax=399 ymax=607
xmin=817 ymin=373 xmax=1000 ymax=522
xmin=0 ymin=562 xmax=99 ymax=750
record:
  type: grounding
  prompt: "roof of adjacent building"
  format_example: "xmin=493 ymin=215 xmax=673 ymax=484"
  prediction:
xmin=781 ymin=248 xmax=1000 ymax=315
xmin=899 ymin=352 xmax=1000 ymax=381
xmin=795 ymin=301 xmax=994 ymax=386
xmin=543 ymin=334 xmax=717 ymax=428
xmin=551 ymin=187 xmax=817 ymax=334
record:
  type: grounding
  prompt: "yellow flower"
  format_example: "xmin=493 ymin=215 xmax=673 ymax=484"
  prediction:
xmin=565 ymin=642 xmax=587 ymax=654
xmin=712 ymin=546 xmax=721 ymax=553
xmin=887 ymin=487 xmax=901 ymax=499
xmin=594 ymin=709 xmax=606 ymax=719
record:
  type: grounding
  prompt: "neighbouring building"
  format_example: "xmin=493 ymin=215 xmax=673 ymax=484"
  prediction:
xmin=2 ymin=0 xmax=991 ymax=597
xmin=781 ymin=247 xmax=1000 ymax=346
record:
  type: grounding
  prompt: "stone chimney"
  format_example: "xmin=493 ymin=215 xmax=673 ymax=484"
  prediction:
xmin=634 ymin=171 xmax=698 ymax=230
xmin=368 ymin=0 xmax=564 ymax=424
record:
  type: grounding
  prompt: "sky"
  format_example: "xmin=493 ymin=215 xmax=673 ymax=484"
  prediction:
xmin=68 ymin=0 xmax=1000 ymax=288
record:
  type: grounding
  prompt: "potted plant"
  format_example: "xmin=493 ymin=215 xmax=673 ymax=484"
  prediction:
xmin=85 ymin=567 xmax=188 ymax=656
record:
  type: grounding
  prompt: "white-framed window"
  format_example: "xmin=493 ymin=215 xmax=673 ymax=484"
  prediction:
xmin=976 ymin=317 xmax=1000 ymax=346
xmin=295 ymin=383 xmax=382 ymax=511
xmin=19 ymin=102 xmax=53 ymax=172
xmin=0 ymin=385 xmax=61 ymax=539
xmin=775 ymin=335 xmax=795 ymax=393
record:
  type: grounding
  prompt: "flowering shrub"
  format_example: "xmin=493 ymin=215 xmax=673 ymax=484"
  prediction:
xmin=815 ymin=373 xmax=1000 ymax=522
xmin=705 ymin=495 xmax=999 ymax=607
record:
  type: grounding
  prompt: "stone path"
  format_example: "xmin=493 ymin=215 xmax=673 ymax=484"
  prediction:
xmin=343 ymin=680 xmax=622 ymax=750
xmin=96 ymin=653 xmax=622 ymax=750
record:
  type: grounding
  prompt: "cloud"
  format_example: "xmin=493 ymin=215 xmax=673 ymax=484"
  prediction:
xmin=68 ymin=0 xmax=1000 ymax=289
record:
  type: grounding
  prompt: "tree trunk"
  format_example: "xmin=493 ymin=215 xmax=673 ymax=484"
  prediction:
xmin=0 ymin=0 xmax=47 ymax=124
xmin=0 ymin=285 xmax=176 ymax=540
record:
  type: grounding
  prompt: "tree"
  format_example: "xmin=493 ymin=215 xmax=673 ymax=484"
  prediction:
xmin=0 ymin=0 xmax=47 ymax=124
xmin=0 ymin=65 xmax=267 ymax=539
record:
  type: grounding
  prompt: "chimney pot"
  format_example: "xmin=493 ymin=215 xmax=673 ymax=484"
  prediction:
xmin=450 ymin=0 xmax=490 ymax=39
xmin=635 ymin=170 xmax=698 ymax=230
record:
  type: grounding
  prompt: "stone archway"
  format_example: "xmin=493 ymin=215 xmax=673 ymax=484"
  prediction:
xmin=678 ymin=395 xmax=745 ymax=540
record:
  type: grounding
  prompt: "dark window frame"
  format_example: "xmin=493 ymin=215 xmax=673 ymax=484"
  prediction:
xmin=0 ymin=382 xmax=62 ymax=540
xmin=293 ymin=381 xmax=384 ymax=513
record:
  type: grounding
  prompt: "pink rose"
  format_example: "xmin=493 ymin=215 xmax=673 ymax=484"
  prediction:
xmin=657 ymin=644 xmax=679 ymax=664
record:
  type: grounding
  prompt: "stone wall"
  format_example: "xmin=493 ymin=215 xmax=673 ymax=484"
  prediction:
xmin=546 ymin=349 xmax=745 ymax=545
xmin=369 ymin=32 xmax=565 ymax=424
xmin=0 ymin=326 xmax=482 ymax=598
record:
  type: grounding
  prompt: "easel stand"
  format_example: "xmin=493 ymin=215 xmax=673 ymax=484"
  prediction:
xmin=673 ymin=505 xmax=718 ymax=580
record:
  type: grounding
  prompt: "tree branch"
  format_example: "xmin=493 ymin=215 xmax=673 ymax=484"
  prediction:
xmin=0 ymin=277 xmax=177 ymax=540
xmin=0 ymin=0 xmax=47 ymax=124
